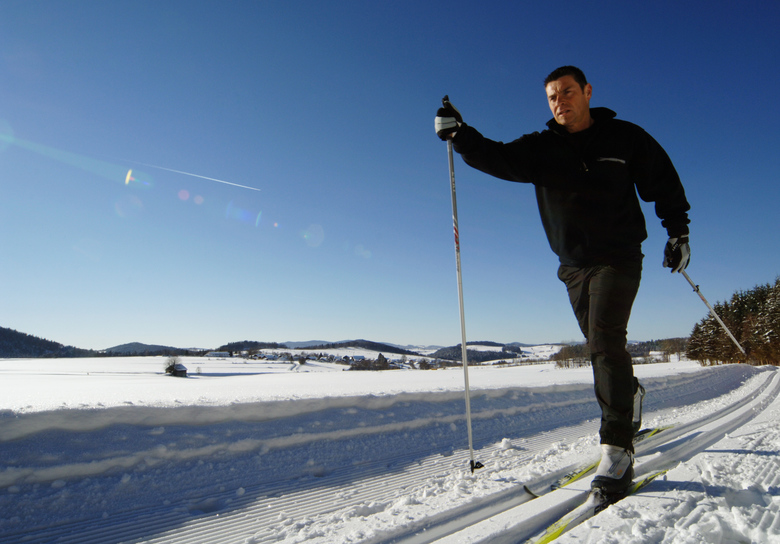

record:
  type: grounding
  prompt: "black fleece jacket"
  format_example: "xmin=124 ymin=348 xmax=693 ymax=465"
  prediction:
xmin=453 ymin=107 xmax=690 ymax=267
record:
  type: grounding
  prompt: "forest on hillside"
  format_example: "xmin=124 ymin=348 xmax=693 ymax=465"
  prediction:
xmin=687 ymin=277 xmax=780 ymax=365
xmin=0 ymin=327 xmax=96 ymax=358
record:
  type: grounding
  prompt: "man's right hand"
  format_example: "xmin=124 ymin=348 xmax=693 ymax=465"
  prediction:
xmin=435 ymin=96 xmax=462 ymax=141
xmin=663 ymin=236 xmax=691 ymax=273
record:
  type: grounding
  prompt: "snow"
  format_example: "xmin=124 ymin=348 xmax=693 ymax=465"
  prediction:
xmin=0 ymin=354 xmax=778 ymax=544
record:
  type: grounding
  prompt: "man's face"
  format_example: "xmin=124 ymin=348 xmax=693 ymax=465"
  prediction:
xmin=546 ymin=75 xmax=593 ymax=133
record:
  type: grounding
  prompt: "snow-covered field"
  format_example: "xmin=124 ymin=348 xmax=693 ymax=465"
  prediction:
xmin=1 ymin=353 xmax=778 ymax=543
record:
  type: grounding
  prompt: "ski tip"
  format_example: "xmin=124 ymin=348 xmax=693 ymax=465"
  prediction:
xmin=442 ymin=95 xmax=450 ymax=106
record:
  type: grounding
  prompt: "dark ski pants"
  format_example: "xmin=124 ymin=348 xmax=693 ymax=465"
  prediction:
xmin=557 ymin=261 xmax=642 ymax=451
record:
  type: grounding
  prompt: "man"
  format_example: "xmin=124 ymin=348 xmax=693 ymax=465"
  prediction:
xmin=434 ymin=66 xmax=690 ymax=495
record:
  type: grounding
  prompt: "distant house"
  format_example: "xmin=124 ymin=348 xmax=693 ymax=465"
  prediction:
xmin=205 ymin=351 xmax=230 ymax=358
xmin=169 ymin=363 xmax=188 ymax=377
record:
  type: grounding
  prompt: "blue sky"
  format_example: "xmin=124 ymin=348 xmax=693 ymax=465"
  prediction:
xmin=1 ymin=1 xmax=778 ymax=350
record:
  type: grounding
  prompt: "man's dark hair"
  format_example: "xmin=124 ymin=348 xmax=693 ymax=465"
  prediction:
xmin=544 ymin=66 xmax=588 ymax=89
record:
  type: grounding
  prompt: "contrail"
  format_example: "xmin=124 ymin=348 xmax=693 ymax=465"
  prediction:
xmin=130 ymin=161 xmax=261 ymax=192
xmin=0 ymin=131 xmax=260 ymax=192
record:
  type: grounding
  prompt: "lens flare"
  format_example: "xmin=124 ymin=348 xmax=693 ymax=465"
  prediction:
xmin=302 ymin=224 xmax=325 ymax=247
xmin=225 ymin=201 xmax=257 ymax=224
xmin=1 ymin=131 xmax=252 ymax=195
xmin=0 ymin=119 xmax=14 ymax=152
xmin=354 ymin=244 xmax=372 ymax=259
xmin=115 ymin=195 xmax=144 ymax=218
xmin=2 ymin=135 xmax=153 ymax=187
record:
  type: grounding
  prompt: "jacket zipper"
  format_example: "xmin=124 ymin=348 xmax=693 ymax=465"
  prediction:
xmin=552 ymin=127 xmax=591 ymax=173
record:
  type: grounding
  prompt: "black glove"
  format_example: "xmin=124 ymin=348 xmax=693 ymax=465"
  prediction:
xmin=663 ymin=236 xmax=690 ymax=273
xmin=435 ymin=95 xmax=462 ymax=141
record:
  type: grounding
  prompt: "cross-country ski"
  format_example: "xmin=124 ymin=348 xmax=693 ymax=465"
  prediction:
xmin=526 ymin=469 xmax=670 ymax=544
xmin=547 ymin=425 xmax=673 ymax=491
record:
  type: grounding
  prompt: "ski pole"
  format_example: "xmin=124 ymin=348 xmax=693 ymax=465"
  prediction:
xmin=681 ymin=270 xmax=747 ymax=356
xmin=443 ymin=96 xmax=483 ymax=473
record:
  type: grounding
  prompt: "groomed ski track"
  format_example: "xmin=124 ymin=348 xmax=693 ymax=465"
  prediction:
xmin=444 ymin=369 xmax=780 ymax=544
xmin=1 ymin=365 xmax=777 ymax=544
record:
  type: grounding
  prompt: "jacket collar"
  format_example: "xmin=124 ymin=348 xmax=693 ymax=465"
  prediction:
xmin=546 ymin=107 xmax=617 ymax=134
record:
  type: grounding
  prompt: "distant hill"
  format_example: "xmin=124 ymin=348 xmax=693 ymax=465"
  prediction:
xmin=1 ymin=328 xmax=547 ymax=360
xmin=217 ymin=340 xmax=287 ymax=352
xmin=430 ymin=344 xmax=508 ymax=363
xmin=283 ymin=340 xmax=344 ymax=349
xmin=502 ymin=342 xmax=537 ymax=349
xmin=0 ymin=326 xmax=95 ymax=358
xmin=104 ymin=342 xmax=191 ymax=355
xmin=304 ymin=339 xmax=421 ymax=356
xmin=430 ymin=341 xmax=553 ymax=362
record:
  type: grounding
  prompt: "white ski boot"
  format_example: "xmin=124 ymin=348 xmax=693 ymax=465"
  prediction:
xmin=591 ymin=444 xmax=634 ymax=495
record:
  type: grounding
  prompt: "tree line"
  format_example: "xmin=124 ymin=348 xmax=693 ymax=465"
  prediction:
xmin=0 ymin=327 xmax=97 ymax=358
xmin=687 ymin=277 xmax=780 ymax=366
xmin=552 ymin=338 xmax=688 ymax=367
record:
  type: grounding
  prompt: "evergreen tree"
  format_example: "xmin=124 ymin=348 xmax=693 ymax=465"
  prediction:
xmin=687 ymin=278 xmax=780 ymax=365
